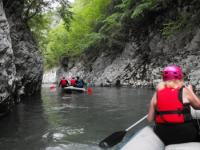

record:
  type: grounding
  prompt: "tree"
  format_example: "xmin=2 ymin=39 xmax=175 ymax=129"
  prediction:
xmin=23 ymin=0 xmax=72 ymax=27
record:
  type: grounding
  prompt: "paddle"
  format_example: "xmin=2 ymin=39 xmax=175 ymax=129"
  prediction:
xmin=87 ymin=87 xmax=93 ymax=95
xmin=99 ymin=114 xmax=147 ymax=148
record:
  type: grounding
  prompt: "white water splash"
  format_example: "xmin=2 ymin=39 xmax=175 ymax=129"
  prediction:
xmin=46 ymin=143 xmax=101 ymax=150
xmin=53 ymin=133 xmax=65 ymax=140
xmin=55 ymin=127 xmax=85 ymax=136
xmin=51 ymin=104 xmax=88 ymax=111
xmin=65 ymin=128 xmax=84 ymax=136
xmin=42 ymin=127 xmax=85 ymax=141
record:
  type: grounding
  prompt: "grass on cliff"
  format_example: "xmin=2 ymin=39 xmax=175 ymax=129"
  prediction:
xmin=161 ymin=14 xmax=190 ymax=38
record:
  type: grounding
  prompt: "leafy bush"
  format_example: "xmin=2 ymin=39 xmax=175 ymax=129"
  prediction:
xmin=131 ymin=0 xmax=156 ymax=18
xmin=161 ymin=15 xmax=189 ymax=38
xmin=43 ymin=0 xmax=112 ymax=68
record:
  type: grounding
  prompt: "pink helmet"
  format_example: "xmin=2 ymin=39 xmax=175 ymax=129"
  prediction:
xmin=162 ymin=65 xmax=183 ymax=81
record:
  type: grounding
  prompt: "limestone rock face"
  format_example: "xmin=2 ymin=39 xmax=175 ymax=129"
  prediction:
xmin=6 ymin=1 xmax=43 ymax=95
xmin=0 ymin=1 xmax=16 ymax=113
xmin=60 ymin=28 xmax=200 ymax=92
xmin=0 ymin=0 xmax=43 ymax=115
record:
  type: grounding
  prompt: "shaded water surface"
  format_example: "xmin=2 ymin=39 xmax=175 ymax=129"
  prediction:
xmin=0 ymin=86 xmax=154 ymax=150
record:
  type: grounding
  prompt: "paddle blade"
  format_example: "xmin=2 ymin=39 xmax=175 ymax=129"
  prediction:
xmin=99 ymin=130 xmax=127 ymax=148
xmin=87 ymin=88 xmax=93 ymax=95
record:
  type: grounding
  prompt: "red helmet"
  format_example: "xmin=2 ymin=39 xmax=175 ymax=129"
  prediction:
xmin=162 ymin=65 xmax=183 ymax=81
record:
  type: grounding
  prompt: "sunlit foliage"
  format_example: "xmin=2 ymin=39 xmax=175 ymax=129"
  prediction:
xmin=45 ymin=23 xmax=68 ymax=68
xmin=44 ymin=0 xmax=111 ymax=69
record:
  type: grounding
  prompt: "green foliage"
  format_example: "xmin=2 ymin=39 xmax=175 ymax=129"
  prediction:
xmin=64 ymin=0 xmax=111 ymax=52
xmin=23 ymin=0 xmax=48 ymax=21
xmin=57 ymin=1 xmax=73 ymax=30
xmin=24 ymin=0 xmax=73 ymax=69
xmin=28 ymin=12 xmax=52 ymax=52
xmin=115 ymin=0 xmax=135 ymax=10
xmin=98 ymin=12 xmax=125 ymax=51
xmin=45 ymin=23 xmax=68 ymax=69
xmin=100 ymin=13 xmax=122 ymax=33
xmin=43 ymin=0 xmax=112 ymax=68
xmin=131 ymin=0 xmax=156 ymax=18
xmin=161 ymin=15 xmax=189 ymax=38
xmin=22 ymin=0 xmax=72 ymax=24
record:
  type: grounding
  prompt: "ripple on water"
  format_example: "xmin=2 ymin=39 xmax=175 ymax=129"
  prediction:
xmin=42 ymin=127 xmax=85 ymax=141
xmin=61 ymin=96 xmax=71 ymax=99
xmin=55 ymin=126 xmax=85 ymax=136
xmin=45 ymin=143 xmax=102 ymax=150
xmin=51 ymin=104 xmax=88 ymax=111
xmin=53 ymin=133 xmax=65 ymax=140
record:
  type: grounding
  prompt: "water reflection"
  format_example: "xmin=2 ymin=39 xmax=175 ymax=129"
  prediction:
xmin=0 ymin=93 xmax=48 ymax=150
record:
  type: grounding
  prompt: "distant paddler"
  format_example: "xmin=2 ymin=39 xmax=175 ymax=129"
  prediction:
xmin=59 ymin=77 xmax=69 ymax=88
xmin=70 ymin=77 xmax=76 ymax=87
xmin=86 ymin=79 xmax=93 ymax=95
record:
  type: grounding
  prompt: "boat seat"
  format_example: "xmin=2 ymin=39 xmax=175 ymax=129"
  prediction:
xmin=165 ymin=142 xmax=200 ymax=150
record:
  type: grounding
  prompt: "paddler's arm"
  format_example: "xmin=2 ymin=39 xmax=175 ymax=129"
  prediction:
xmin=147 ymin=93 xmax=157 ymax=123
xmin=184 ymin=84 xmax=200 ymax=109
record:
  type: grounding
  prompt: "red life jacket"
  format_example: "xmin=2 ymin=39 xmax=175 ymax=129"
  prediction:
xmin=61 ymin=79 xmax=67 ymax=87
xmin=155 ymin=87 xmax=191 ymax=124
xmin=70 ymin=79 xmax=76 ymax=86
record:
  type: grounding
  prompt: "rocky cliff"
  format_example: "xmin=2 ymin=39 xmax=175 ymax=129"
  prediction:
xmin=56 ymin=1 xmax=200 ymax=92
xmin=0 ymin=0 xmax=43 ymax=115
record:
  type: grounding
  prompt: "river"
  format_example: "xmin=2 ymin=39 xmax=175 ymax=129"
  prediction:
xmin=0 ymin=86 xmax=154 ymax=150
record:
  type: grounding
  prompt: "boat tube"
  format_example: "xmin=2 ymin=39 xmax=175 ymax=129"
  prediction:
xmin=120 ymin=109 xmax=200 ymax=150
xmin=63 ymin=86 xmax=86 ymax=93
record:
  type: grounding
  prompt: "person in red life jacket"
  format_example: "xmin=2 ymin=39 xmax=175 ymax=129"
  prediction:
xmin=70 ymin=77 xmax=76 ymax=87
xmin=147 ymin=65 xmax=200 ymax=145
xmin=59 ymin=77 xmax=69 ymax=88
